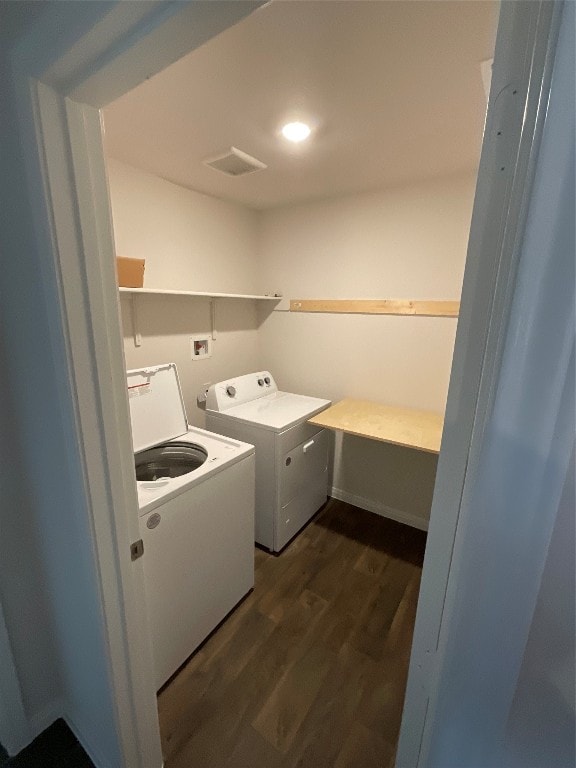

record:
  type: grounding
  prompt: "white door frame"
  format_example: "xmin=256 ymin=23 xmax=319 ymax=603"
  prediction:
xmin=396 ymin=1 xmax=564 ymax=765
xmin=1 ymin=0 xmax=563 ymax=765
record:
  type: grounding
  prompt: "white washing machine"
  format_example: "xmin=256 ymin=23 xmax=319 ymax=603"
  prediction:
xmin=205 ymin=372 xmax=331 ymax=553
xmin=127 ymin=363 xmax=255 ymax=689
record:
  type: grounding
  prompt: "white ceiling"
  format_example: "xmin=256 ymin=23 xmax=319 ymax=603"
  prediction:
xmin=103 ymin=0 xmax=497 ymax=210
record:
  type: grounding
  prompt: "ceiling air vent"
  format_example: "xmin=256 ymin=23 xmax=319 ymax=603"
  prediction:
xmin=204 ymin=147 xmax=267 ymax=177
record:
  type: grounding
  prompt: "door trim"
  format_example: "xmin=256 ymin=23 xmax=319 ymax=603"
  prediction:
xmin=1 ymin=0 xmax=563 ymax=764
xmin=396 ymin=2 xmax=564 ymax=764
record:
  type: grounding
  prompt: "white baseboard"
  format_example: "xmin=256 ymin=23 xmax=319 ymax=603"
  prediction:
xmin=330 ymin=487 xmax=429 ymax=532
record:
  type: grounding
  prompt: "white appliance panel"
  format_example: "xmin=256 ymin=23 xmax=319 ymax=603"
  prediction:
xmin=280 ymin=429 xmax=329 ymax=507
xmin=279 ymin=471 xmax=329 ymax=552
xmin=134 ymin=427 xmax=254 ymax=515
xmin=278 ymin=420 xmax=325 ymax=454
xmin=140 ymin=454 xmax=255 ymax=689
xmin=205 ymin=415 xmax=276 ymax=548
xmin=127 ymin=363 xmax=188 ymax=452
xmin=205 ymin=372 xmax=331 ymax=552
xmin=218 ymin=391 xmax=331 ymax=432
xmin=206 ymin=370 xmax=278 ymax=412
xmin=127 ymin=363 xmax=256 ymax=690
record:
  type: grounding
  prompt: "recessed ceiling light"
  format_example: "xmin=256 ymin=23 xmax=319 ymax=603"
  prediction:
xmin=281 ymin=121 xmax=311 ymax=143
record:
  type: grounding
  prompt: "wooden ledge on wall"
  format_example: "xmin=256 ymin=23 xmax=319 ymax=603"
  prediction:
xmin=289 ymin=299 xmax=460 ymax=317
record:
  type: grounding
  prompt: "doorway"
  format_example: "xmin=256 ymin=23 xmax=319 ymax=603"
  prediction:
xmin=0 ymin=1 xmax=561 ymax=766
xmin=99 ymin=2 xmax=494 ymax=764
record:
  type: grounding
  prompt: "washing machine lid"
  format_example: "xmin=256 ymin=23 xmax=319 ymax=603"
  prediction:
xmin=210 ymin=391 xmax=331 ymax=432
xmin=127 ymin=363 xmax=188 ymax=453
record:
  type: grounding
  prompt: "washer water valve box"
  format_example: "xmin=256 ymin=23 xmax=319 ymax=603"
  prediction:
xmin=190 ymin=335 xmax=212 ymax=360
xmin=116 ymin=257 xmax=145 ymax=287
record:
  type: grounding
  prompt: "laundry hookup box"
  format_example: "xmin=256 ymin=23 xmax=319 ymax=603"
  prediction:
xmin=116 ymin=256 xmax=145 ymax=288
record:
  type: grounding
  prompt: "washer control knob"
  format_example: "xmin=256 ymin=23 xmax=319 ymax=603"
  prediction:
xmin=257 ymin=378 xmax=264 ymax=387
xmin=264 ymin=376 xmax=271 ymax=385
xmin=226 ymin=385 xmax=236 ymax=398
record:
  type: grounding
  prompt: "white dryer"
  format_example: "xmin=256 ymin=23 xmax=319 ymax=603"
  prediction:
xmin=205 ymin=372 xmax=331 ymax=553
xmin=127 ymin=363 xmax=255 ymax=689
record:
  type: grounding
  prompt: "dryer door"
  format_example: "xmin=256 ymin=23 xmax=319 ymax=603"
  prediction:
xmin=280 ymin=428 xmax=329 ymax=507
xmin=277 ymin=428 xmax=329 ymax=551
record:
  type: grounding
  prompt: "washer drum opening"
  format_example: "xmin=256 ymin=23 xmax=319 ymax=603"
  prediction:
xmin=135 ymin=441 xmax=208 ymax=481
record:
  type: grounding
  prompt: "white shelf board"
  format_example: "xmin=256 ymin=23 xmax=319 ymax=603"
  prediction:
xmin=118 ymin=287 xmax=280 ymax=301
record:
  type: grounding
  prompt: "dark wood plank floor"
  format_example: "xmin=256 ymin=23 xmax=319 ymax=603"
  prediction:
xmin=158 ymin=499 xmax=427 ymax=768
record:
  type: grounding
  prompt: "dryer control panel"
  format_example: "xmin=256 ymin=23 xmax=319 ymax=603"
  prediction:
xmin=206 ymin=371 xmax=278 ymax=412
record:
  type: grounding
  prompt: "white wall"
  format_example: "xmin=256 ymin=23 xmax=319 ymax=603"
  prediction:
xmin=257 ymin=174 xmax=473 ymax=305
xmin=0 ymin=7 xmax=125 ymax=762
xmin=109 ymin=165 xmax=474 ymax=529
xmin=0 ymin=332 xmax=61 ymax=725
xmin=108 ymin=159 xmax=259 ymax=294
xmin=257 ymin=173 xmax=476 ymax=528
xmin=108 ymin=161 xmax=475 ymax=529
xmin=107 ymin=160 xmax=265 ymax=426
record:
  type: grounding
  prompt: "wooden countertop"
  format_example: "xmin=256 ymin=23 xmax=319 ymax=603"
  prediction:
xmin=308 ymin=398 xmax=444 ymax=454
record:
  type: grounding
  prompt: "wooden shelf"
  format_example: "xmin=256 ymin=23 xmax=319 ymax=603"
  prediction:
xmin=119 ymin=287 xmax=281 ymax=301
xmin=119 ymin=287 xmax=280 ymax=347
xmin=309 ymin=398 xmax=444 ymax=453
xmin=290 ymin=299 xmax=459 ymax=317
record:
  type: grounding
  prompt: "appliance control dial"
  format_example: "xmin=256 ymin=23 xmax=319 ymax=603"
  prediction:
xmin=264 ymin=376 xmax=271 ymax=385
xmin=226 ymin=385 xmax=236 ymax=397
xmin=257 ymin=378 xmax=264 ymax=386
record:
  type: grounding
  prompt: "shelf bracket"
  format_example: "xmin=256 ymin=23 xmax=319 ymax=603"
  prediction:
xmin=210 ymin=299 xmax=217 ymax=341
xmin=130 ymin=294 xmax=142 ymax=347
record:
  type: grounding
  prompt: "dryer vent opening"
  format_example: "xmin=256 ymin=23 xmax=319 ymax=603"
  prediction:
xmin=204 ymin=147 xmax=267 ymax=177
